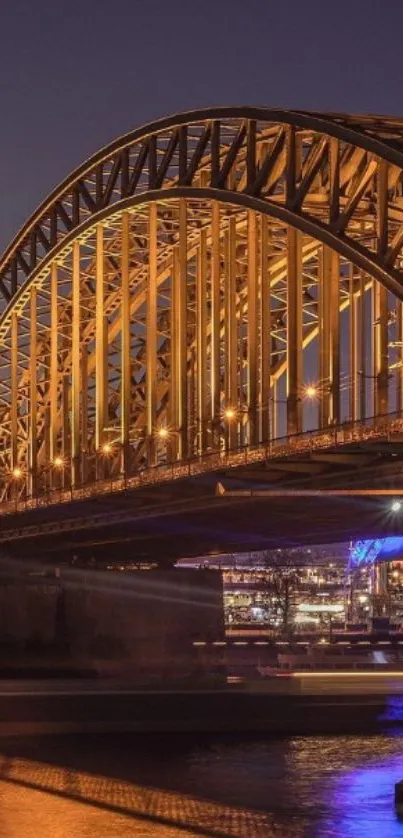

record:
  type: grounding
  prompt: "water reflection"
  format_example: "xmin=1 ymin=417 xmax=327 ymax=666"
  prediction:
xmin=0 ymin=733 xmax=403 ymax=836
xmin=319 ymin=747 xmax=403 ymax=837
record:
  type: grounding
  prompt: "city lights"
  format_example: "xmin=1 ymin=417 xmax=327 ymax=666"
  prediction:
xmin=297 ymin=603 xmax=344 ymax=613
xmin=391 ymin=500 xmax=402 ymax=513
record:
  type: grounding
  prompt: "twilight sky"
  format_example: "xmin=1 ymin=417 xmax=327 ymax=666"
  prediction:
xmin=1 ymin=0 xmax=403 ymax=253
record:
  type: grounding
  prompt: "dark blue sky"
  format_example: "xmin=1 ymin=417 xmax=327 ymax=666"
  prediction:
xmin=1 ymin=0 xmax=403 ymax=252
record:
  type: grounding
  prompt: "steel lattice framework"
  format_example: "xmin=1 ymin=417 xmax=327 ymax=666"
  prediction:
xmin=2 ymin=106 xmax=403 ymax=503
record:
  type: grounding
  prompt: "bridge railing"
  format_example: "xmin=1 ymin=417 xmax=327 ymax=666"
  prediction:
xmin=2 ymin=409 xmax=403 ymax=518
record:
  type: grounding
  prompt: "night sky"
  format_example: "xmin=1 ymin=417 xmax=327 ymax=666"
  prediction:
xmin=1 ymin=0 xmax=403 ymax=253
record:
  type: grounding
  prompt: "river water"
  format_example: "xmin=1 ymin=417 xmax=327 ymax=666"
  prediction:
xmin=0 ymin=731 xmax=402 ymax=836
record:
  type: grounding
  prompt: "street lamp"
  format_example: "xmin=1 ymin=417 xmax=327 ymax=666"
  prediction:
xmin=304 ymin=385 xmax=318 ymax=400
xmin=223 ymin=407 xmax=236 ymax=421
xmin=272 ymin=383 xmax=320 ymax=405
xmin=156 ymin=426 xmax=170 ymax=440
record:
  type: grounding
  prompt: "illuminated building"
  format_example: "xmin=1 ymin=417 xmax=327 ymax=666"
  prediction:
xmin=182 ymin=537 xmax=403 ymax=632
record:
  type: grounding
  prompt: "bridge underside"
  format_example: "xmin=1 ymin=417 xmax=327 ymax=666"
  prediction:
xmin=2 ymin=437 xmax=403 ymax=564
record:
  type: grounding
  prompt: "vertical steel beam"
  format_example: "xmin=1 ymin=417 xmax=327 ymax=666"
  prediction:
xmin=10 ymin=313 xmax=18 ymax=473
xmin=359 ymin=274 xmax=366 ymax=420
xmin=374 ymin=158 xmax=389 ymax=416
xmin=146 ymin=203 xmax=158 ymax=465
xmin=329 ymin=139 xmax=340 ymax=224
xmin=377 ymin=159 xmax=388 ymax=261
xmin=29 ymin=288 xmax=37 ymax=496
xmin=170 ymin=247 xmax=179 ymax=460
xmin=81 ymin=346 xmax=88 ymax=483
xmin=349 ymin=270 xmax=359 ymax=422
xmin=271 ymin=378 xmax=278 ymax=441
xmin=259 ymin=216 xmax=270 ymax=442
xmin=211 ymin=201 xmax=221 ymax=447
xmin=61 ymin=339 xmax=69 ymax=486
xmin=246 ymin=120 xmax=256 ymax=188
xmin=286 ymin=226 xmax=302 ymax=435
xmin=397 ymin=300 xmax=403 ymax=413
xmin=238 ymin=282 xmax=247 ymax=447
xmin=320 ymin=247 xmax=340 ymax=425
xmin=285 ymin=125 xmax=296 ymax=207
xmin=373 ymin=281 xmax=389 ymax=415
xmin=327 ymin=247 xmax=340 ymax=424
xmin=177 ymin=198 xmax=188 ymax=458
xmin=197 ymin=228 xmax=208 ymax=453
xmin=71 ymin=240 xmax=80 ymax=487
xmin=95 ymin=224 xmax=106 ymax=459
xmin=49 ymin=263 xmax=58 ymax=465
xmin=43 ymin=402 xmax=51 ymax=488
xmin=188 ymin=347 xmax=196 ymax=455
xmin=121 ymin=211 xmax=131 ymax=473
xmin=210 ymin=121 xmax=220 ymax=187
xmin=247 ymin=210 xmax=259 ymax=443
xmin=318 ymin=248 xmax=326 ymax=428
xmin=225 ymin=217 xmax=238 ymax=448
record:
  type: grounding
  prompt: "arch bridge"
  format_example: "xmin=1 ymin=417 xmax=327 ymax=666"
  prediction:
xmin=2 ymin=106 xmax=403 ymax=512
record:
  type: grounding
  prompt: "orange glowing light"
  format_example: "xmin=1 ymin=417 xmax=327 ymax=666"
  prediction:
xmin=157 ymin=427 xmax=169 ymax=440
xmin=224 ymin=407 xmax=236 ymax=420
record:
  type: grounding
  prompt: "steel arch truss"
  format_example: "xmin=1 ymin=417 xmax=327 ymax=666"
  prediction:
xmin=2 ymin=107 xmax=403 ymax=501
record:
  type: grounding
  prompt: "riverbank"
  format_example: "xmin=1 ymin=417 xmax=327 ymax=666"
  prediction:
xmin=1 ymin=729 xmax=402 ymax=837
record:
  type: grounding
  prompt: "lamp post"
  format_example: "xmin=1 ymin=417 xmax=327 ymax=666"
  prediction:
xmin=98 ymin=441 xmax=114 ymax=482
xmin=269 ymin=384 xmax=320 ymax=439
xmin=11 ymin=466 xmax=23 ymax=510
xmin=221 ymin=385 xmax=320 ymax=449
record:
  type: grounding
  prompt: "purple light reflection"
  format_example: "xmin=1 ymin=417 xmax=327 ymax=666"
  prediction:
xmin=318 ymin=749 xmax=403 ymax=837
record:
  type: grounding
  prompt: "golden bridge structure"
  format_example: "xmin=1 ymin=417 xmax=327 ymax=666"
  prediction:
xmin=2 ymin=106 xmax=403 ymax=536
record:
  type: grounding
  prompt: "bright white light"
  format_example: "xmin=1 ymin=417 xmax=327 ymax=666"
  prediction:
xmin=305 ymin=385 xmax=318 ymax=399
xmin=391 ymin=500 xmax=402 ymax=513
xmin=294 ymin=615 xmax=320 ymax=624
xmin=251 ymin=607 xmax=265 ymax=617
xmin=297 ymin=603 xmax=344 ymax=613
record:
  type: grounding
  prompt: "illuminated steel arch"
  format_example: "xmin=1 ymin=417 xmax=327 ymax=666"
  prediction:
xmin=2 ymin=106 xmax=403 ymax=503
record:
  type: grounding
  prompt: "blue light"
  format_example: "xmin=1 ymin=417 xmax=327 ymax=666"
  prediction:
xmin=350 ymin=537 xmax=403 ymax=567
xmin=322 ymin=754 xmax=403 ymax=837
